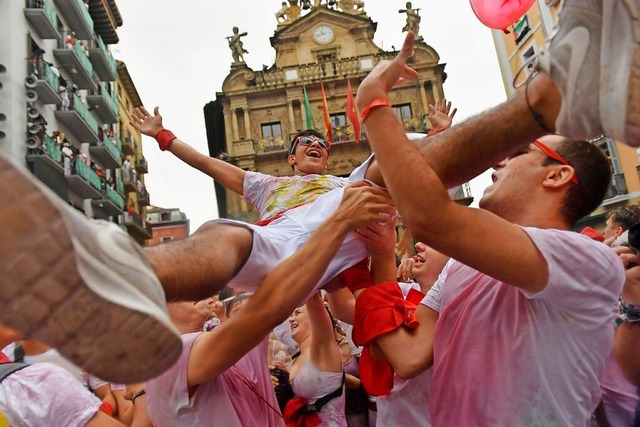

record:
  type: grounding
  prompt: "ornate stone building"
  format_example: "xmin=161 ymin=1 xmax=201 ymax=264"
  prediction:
xmin=204 ymin=1 xmax=451 ymax=223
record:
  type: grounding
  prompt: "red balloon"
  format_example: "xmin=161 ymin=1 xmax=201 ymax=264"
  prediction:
xmin=469 ymin=0 xmax=536 ymax=31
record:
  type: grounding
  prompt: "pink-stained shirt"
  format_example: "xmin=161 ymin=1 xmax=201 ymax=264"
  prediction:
xmin=146 ymin=333 xmax=284 ymax=427
xmin=426 ymin=228 xmax=625 ymax=426
xmin=597 ymin=350 xmax=640 ymax=426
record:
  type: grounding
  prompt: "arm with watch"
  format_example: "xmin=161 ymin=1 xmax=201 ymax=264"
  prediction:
xmin=613 ymin=249 xmax=640 ymax=387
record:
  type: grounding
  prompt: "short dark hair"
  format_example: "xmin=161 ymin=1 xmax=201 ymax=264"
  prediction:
xmin=288 ymin=129 xmax=326 ymax=156
xmin=607 ymin=205 xmax=640 ymax=231
xmin=225 ymin=293 xmax=251 ymax=318
xmin=542 ymin=138 xmax=611 ymax=225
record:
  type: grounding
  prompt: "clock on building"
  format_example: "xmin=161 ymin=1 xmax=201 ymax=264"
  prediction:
xmin=313 ymin=24 xmax=335 ymax=44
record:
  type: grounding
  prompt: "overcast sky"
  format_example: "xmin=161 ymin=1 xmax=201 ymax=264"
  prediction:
xmin=114 ymin=1 xmax=507 ymax=233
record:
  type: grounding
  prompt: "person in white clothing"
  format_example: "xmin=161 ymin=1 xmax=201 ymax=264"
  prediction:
xmin=349 ymin=29 xmax=626 ymax=425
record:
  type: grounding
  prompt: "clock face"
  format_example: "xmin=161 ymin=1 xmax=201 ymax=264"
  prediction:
xmin=313 ymin=25 xmax=334 ymax=43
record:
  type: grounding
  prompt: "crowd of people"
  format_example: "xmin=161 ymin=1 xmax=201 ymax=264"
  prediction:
xmin=2 ymin=0 xmax=640 ymax=425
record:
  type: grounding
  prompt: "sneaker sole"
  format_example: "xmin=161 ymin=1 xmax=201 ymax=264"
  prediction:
xmin=601 ymin=0 xmax=640 ymax=146
xmin=0 ymin=156 xmax=181 ymax=383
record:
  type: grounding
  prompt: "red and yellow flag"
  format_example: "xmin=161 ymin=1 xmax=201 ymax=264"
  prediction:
xmin=320 ymin=82 xmax=333 ymax=143
xmin=345 ymin=79 xmax=360 ymax=142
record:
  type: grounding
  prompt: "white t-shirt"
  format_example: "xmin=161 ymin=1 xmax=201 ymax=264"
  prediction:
xmin=0 ymin=362 xmax=100 ymax=427
xmin=244 ymin=172 xmax=348 ymax=221
xmin=376 ymin=281 xmax=433 ymax=427
xmin=424 ymin=227 xmax=624 ymax=426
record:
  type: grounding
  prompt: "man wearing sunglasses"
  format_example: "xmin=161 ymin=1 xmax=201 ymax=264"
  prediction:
xmin=347 ymin=30 xmax=627 ymax=425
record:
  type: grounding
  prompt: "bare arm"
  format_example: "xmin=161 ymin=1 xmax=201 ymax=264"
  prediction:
xmin=613 ymin=250 xmax=640 ymax=386
xmin=355 ymin=32 xmax=548 ymax=293
xmin=130 ymin=106 xmax=245 ymax=195
xmin=307 ymin=292 xmax=343 ymax=374
xmin=186 ymin=182 xmax=396 ymax=386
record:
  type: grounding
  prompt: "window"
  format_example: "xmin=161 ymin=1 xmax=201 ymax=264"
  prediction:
xmin=513 ymin=15 xmax=531 ymax=45
xmin=330 ymin=113 xmax=346 ymax=128
xmin=161 ymin=237 xmax=173 ymax=243
xmin=261 ymin=122 xmax=282 ymax=140
xmin=594 ymin=136 xmax=622 ymax=174
xmin=393 ymin=104 xmax=412 ymax=121
xmin=520 ymin=44 xmax=537 ymax=79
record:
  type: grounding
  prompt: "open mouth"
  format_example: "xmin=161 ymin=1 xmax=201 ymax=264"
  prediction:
xmin=307 ymin=149 xmax=322 ymax=158
xmin=413 ymin=255 xmax=425 ymax=264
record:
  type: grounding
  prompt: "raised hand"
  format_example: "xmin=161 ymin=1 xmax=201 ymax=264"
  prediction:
xmin=335 ymin=181 xmax=396 ymax=231
xmin=130 ymin=106 xmax=164 ymax=138
xmin=396 ymin=253 xmax=415 ymax=282
xmin=428 ymin=99 xmax=458 ymax=134
xmin=355 ymin=32 xmax=419 ymax=111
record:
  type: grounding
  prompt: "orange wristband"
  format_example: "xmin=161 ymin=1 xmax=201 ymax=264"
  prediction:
xmin=360 ymin=98 xmax=391 ymax=123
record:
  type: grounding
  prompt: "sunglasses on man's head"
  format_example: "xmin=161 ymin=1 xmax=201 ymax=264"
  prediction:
xmin=289 ymin=135 xmax=330 ymax=155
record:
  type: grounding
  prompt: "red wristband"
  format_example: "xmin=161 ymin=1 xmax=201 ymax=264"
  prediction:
xmin=155 ymin=129 xmax=176 ymax=151
xmin=360 ymin=98 xmax=392 ymax=123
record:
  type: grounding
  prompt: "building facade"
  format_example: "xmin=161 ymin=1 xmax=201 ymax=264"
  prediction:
xmin=0 ymin=0 xmax=152 ymax=243
xmin=117 ymin=60 xmax=152 ymax=244
xmin=491 ymin=0 xmax=640 ymax=229
xmin=146 ymin=206 xmax=190 ymax=246
xmin=204 ymin=1 xmax=471 ymax=225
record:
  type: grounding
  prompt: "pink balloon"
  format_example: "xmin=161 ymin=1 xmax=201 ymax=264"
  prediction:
xmin=469 ymin=0 xmax=536 ymax=31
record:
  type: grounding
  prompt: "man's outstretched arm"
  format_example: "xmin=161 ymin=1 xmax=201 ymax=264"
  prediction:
xmin=130 ymin=106 xmax=246 ymax=195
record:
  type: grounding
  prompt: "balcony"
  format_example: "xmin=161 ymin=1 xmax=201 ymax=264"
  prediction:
xmin=122 ymin=167 xmax=136 ymax=192
xmin=89 ymin=134 xmax=121 ymax=169
xmin=52 ymin=0 xmax=94 ymax=40
xmin=24 ymin=0 xmax=61 ymax=39
xmin=67 ymin=159 xmax=102 ymax=199
xmin=86 ymin=82 xmax=118 ymax=124
xmin=92 ymin=185 xmax=124 ymax=216
xmin=27 ymin=136 xmax=67 ymax=200
xmin=135 ymin=156 xmax=148 ymax=174
xmin=122 ymin=211 xmax=153 ymax=241
xmin=55 ymin=93 xmax=99 ymax=143
xmin=88 ymin=35 xmax=117 ymax=81
xmin=116 ymin=178 xmax=125 ymax=196
xmin=137 ymin=188 xmax=150 ymax=206
xmin=252 ymin=52 xmax=396 ymax=88
xmin=53 ymin=39 xmax=97 ymax=91
xmin=33 ymin=62 xmax=61 ymax=105
xmin=121 ymin=135 xmax=136 ymax=156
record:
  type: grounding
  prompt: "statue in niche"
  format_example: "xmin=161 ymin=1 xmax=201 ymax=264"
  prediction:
xmin=227 ymin=27 xmax=248 ymax=64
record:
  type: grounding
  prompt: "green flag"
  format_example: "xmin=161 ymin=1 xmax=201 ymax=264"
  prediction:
xmin=303 ymin=85 xmax=314 ymax=129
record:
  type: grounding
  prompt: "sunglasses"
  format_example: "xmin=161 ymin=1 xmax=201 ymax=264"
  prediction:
xmin=532 ymin=140 xmax=579 ymax=185
xmin=289 ymin=135 xmax=330 ymax=155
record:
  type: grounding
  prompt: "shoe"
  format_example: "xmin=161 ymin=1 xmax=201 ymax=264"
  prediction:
xmin=538 ymin=0 xmax=640 ymax=147
xmin=0 ymin=154 xmax=181 ymax=383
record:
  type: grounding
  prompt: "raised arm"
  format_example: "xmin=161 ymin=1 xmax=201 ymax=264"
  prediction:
xmin=130 ymin=106 xmax=245 ymax=195
xmin=613 ymin=249 xmax=640 ymax=386
xmin=355 ymin=32 xmax=549 ymax=293
xmin=186 ymin=181 xmax=396 ymax=386
xmin=354 ymin=219 xmax=437 ymax=379
xmin=307 ymin=292 xmax=342 ymax=374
